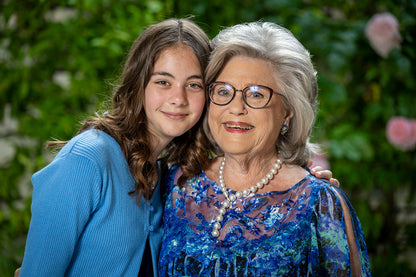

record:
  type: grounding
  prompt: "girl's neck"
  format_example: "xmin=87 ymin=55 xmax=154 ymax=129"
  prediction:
xmin=150 ymin=138 xmax=171 ymax=162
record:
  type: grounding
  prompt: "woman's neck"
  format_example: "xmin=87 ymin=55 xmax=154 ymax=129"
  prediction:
xmin=205 ymin=154 xmax=308 ymax=193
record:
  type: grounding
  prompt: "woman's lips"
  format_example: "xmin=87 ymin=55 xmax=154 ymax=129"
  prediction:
xmin=223 ymin=121 xmax=254 ymax=132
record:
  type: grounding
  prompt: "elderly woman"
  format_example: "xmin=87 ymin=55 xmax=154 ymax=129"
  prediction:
xmin=158 ymin=22 xmax=371 ymax=276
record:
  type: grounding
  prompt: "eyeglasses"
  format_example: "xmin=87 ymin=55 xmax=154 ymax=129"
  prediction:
xmin=208 ymin=82 xmax=285 ymax=109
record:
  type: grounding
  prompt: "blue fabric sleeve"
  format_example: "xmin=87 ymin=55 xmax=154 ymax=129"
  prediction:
xmin=19 ymin=152 xmax=102 ymax=276
xmin=310 ymin=183 xmax=371 ymax=276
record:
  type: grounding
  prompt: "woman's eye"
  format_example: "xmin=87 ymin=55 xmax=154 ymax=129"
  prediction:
xmin=249 ymin=92 xmax=265 ymax=99
xmin=217 ymin=88 xmax=231 ymax=97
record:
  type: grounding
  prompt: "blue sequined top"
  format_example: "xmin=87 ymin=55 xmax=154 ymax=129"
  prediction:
xmin=159 ymin=166 xmax=371 ymax=276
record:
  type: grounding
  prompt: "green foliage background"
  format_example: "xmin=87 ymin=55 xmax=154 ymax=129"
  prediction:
xmin=1 ymin=0 xmax=415 ymax=275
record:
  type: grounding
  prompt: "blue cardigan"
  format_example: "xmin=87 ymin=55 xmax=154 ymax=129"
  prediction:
xmin=20 ymin=129 xmax=163 ymax=276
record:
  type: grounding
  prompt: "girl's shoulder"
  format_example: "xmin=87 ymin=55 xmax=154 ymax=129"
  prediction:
xmin=57 ymin=129 xmax=123 ymax=163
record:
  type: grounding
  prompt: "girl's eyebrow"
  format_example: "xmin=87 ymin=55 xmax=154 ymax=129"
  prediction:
xmin=152 ymin=71 xmax=203 ymax=81
xmin=152 ymin=71 xmax=174 ymax=78
xmin=187 ymin=74 xmax=203 ymax=80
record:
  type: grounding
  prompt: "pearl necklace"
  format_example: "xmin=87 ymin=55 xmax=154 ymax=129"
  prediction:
xmin=212 ymin=156 xmax=283 ymax=238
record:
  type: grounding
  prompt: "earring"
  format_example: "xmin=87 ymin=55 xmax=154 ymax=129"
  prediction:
xmin=280 ymin=122 xmax=288 ymax=135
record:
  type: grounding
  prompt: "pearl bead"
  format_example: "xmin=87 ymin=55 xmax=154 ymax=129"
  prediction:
xmin=216 ymin=215 xmax=224 ymax=222
xmin=218 ymin=208 xmax=226 ymax=215
xmin=214 ymin=222 xmax=221 ymax=229
xmin=212 ymin=230 xmax=219 ymax=237
xmin=229 ymin=194 xmax=236 ymax=201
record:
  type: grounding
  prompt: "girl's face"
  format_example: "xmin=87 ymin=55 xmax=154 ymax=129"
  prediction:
xmin=145 ymin=44 xmax=205 ymax=148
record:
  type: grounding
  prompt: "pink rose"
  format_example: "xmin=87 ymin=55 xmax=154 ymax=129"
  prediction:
xmin=365 ymin=12 xmax=401 ymax=58
xmin=386 ymin=117 xmax=416 ymax=151
xmin=311 ymin=152 xmax=330 ymax=170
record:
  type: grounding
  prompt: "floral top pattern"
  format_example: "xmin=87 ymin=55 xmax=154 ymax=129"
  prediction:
xmin=159 ymin=166 xmax=371 ymax=277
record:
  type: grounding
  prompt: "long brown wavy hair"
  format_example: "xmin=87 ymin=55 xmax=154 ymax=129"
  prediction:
xmin=48 ymin=18 xmax=212 ymax=201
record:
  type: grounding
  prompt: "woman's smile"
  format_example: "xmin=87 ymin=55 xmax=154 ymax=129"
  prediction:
xmin=223 ymin=121 xmax=254 ymax=132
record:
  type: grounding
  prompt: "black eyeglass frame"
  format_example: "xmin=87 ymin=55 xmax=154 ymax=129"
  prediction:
xmin=207 ymin=81 xmax=286 ymax=109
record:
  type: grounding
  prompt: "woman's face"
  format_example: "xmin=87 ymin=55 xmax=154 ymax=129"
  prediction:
xmin=145 ymin=44 xmax=205 ymax=146
xmin=208 ymin=55 xmax=288 ymax=158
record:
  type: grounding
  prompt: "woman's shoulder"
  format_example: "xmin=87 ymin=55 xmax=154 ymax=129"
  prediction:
xmin=164 ymin=165 xmax=181 ymax=185
xmin=164 ymin=165 xmax=210 ymax=192
xmin=306 ymin=175 xmax=333 ymax=189
xmin=166 ymin=165 xmax=181 ymax=177
xmin=306 ymin=175 xmax=341 ymax=197
xmin=306 ymin=175 xmax=355 ymax=216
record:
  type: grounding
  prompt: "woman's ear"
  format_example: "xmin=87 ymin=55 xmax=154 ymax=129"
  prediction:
xmin=285 ymin=111 xmax=294 ymax=127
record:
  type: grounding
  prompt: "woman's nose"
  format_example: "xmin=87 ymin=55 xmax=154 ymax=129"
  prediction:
xmin=227 ymin=91 xmax=247 ymax=115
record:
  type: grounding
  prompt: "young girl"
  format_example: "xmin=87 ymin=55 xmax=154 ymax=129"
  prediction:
xmin=18 ymin=18 xmax=211 ymax=277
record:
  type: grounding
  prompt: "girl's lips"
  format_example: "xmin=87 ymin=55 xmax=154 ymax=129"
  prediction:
xmin=163 ymin=111 xmax=187 ymax=120
xmin=223 ymin=121 xmax=254 ymax=132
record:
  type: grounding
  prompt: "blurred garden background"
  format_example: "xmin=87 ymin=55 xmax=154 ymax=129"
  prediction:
xmin=1 ymin=0 xmax=415 ymax=275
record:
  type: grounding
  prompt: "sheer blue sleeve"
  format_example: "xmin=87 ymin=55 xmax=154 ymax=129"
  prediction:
xmin=310 ymin=183 xmax=371 ymax=276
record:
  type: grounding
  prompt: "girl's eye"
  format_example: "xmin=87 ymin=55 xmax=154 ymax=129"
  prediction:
xmin=188 ymin=83 xmax=203 ymax=90
xmin=156 ymin=80 xmax=170 ymax=86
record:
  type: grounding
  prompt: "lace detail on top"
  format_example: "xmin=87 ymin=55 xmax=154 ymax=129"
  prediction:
xmin=159 ymin=167 xmax=371 ymax=277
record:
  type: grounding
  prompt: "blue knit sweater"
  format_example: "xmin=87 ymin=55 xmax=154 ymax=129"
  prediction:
xmin=19 ymin=129 xmax=163 ymax=276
